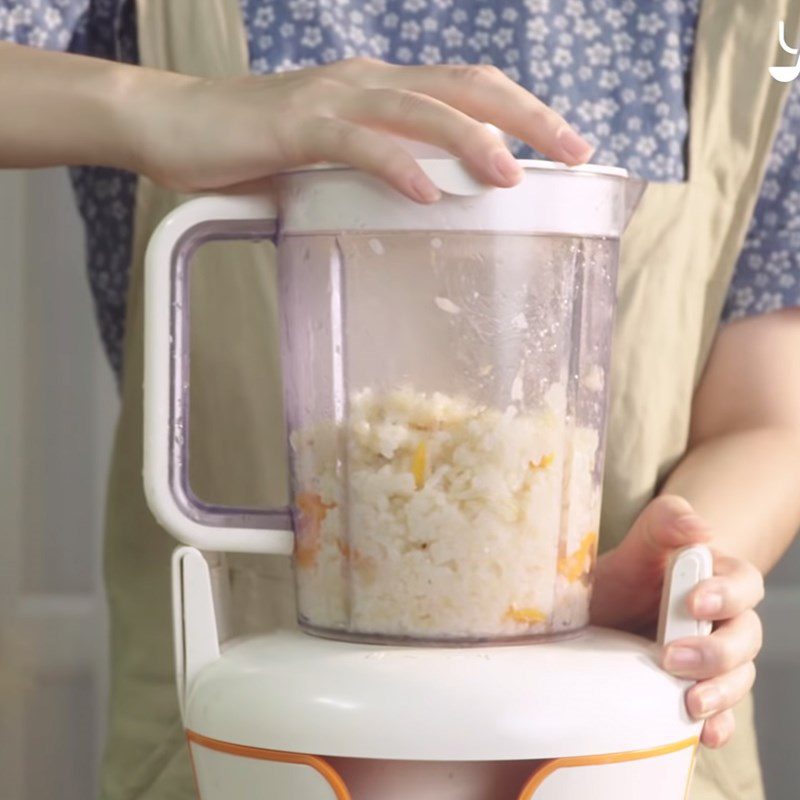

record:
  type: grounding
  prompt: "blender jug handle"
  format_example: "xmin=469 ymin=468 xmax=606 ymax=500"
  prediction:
xmin=144 ymin=195 xmax=294 ymax=555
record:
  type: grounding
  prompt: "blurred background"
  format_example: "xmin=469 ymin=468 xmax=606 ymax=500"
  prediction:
xmin=0 ymin=167 xmax=798 ymax=799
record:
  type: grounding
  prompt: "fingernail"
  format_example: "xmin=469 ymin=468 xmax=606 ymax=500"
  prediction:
xmin=695 ymin=686 xmax=723 ymax=717
xmin=664 ymin=646 xmax=703 ymax=672
xmin=492 ymin=149 xmax=522 ymax=184
xmin=556 ymin=126 xmax=594 ymax=163
xmin=409 ymin=174 xmax=441 ymax=204
xmin=695 ymin=591 xmax=723 ymax=616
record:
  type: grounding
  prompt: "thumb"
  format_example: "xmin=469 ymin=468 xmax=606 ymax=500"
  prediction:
xmin=591 ymin=495 xmax=712 ymax=632
xmin=614 ymin=494 xmax=713 ymax=569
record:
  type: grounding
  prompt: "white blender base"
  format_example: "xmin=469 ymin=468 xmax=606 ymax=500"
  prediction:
xmin=174 ymin=546 xmax=710 ymax=800
xmin=187 ymin=732 xmax=697 ymax=799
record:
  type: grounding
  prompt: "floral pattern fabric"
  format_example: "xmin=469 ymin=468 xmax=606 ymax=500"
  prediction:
xmin=242 ymin=0 xmax=699 ymax=181
xmin=1 ymin=0 xmax=799 ymax=377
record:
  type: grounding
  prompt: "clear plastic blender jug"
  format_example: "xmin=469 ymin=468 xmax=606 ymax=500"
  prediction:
xmin=144 ymin=159 xmax=643 ymax=644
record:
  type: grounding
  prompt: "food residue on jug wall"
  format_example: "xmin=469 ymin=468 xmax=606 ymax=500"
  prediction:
xmin=434 ymin=296 xmax=461 ymax=314
xmin=290 ymin=386 xmax=601 ymax=641
xmin=294 ymin=491 xmax=336 ymax=569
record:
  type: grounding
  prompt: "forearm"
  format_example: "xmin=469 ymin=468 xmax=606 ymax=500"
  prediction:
xmin=662 ymin=426 xmax=800 ymax=574
xmin=0 ymin=42 xmax=182 ymax=171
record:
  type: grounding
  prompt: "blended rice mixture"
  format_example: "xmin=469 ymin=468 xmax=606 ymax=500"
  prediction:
xmin=290 ymin=387 xmax=601 ymax=641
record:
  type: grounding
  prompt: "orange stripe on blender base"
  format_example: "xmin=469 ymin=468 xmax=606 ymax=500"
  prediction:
xmin=185 ymin=730 xmax=353 ymax=800
xmin=186 ymin=729 xmax=698 ymax=800
xmin=517 ymin=736 xmax=699 ymax=799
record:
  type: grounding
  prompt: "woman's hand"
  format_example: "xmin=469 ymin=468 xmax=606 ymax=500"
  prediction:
xmin=590 ymin=495 xmax=765 ymax=748
xmin=130 ymin=57 xmax=594 ymax=200
xmin=1 ymin=45 xmax=594 ymax=198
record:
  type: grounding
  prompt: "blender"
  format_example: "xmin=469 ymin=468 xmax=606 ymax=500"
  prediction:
xmin=144 ymin=154 xmax=711 ymax=799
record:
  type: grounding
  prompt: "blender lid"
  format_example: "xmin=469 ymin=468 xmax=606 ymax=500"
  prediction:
xmin=283 ymin=125 xmax=628 ymax=181
xmin=285 ymin=158 xmax=629 ymax=178
xmin=183 ymin=627 xmax=700 ymax=761
xmin=276 ymin=157 xmax=640 ymax=237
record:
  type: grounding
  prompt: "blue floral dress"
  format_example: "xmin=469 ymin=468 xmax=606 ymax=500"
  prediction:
xmin=2 ymin=0 xmax=799 ymax=376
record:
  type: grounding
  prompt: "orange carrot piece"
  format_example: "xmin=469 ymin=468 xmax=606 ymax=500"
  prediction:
xmin=505 ymin=606 xmax=548 ymax=625
xmin=411 ymin=441 xmax=427 ymax=490
xmin=558 ymin=531 xmax=598 ymax=583
xmin=294 ymin=491 xmax=335 ymax=569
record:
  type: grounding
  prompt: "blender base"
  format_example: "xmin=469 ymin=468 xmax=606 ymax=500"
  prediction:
xmin=175 ymin=547 xmax=708 ymax=800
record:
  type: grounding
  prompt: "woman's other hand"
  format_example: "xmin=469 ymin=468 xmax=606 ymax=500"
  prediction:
xmin=591 ymin=495 xmax=764 ymax=749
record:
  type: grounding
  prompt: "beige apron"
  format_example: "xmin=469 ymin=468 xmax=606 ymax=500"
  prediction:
xmin=99 ymin=1 xmax=796 ymax=797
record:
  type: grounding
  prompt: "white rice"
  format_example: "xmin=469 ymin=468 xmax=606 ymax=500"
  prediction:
xmin=290 ymin=387 xmax=601 ymax=641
